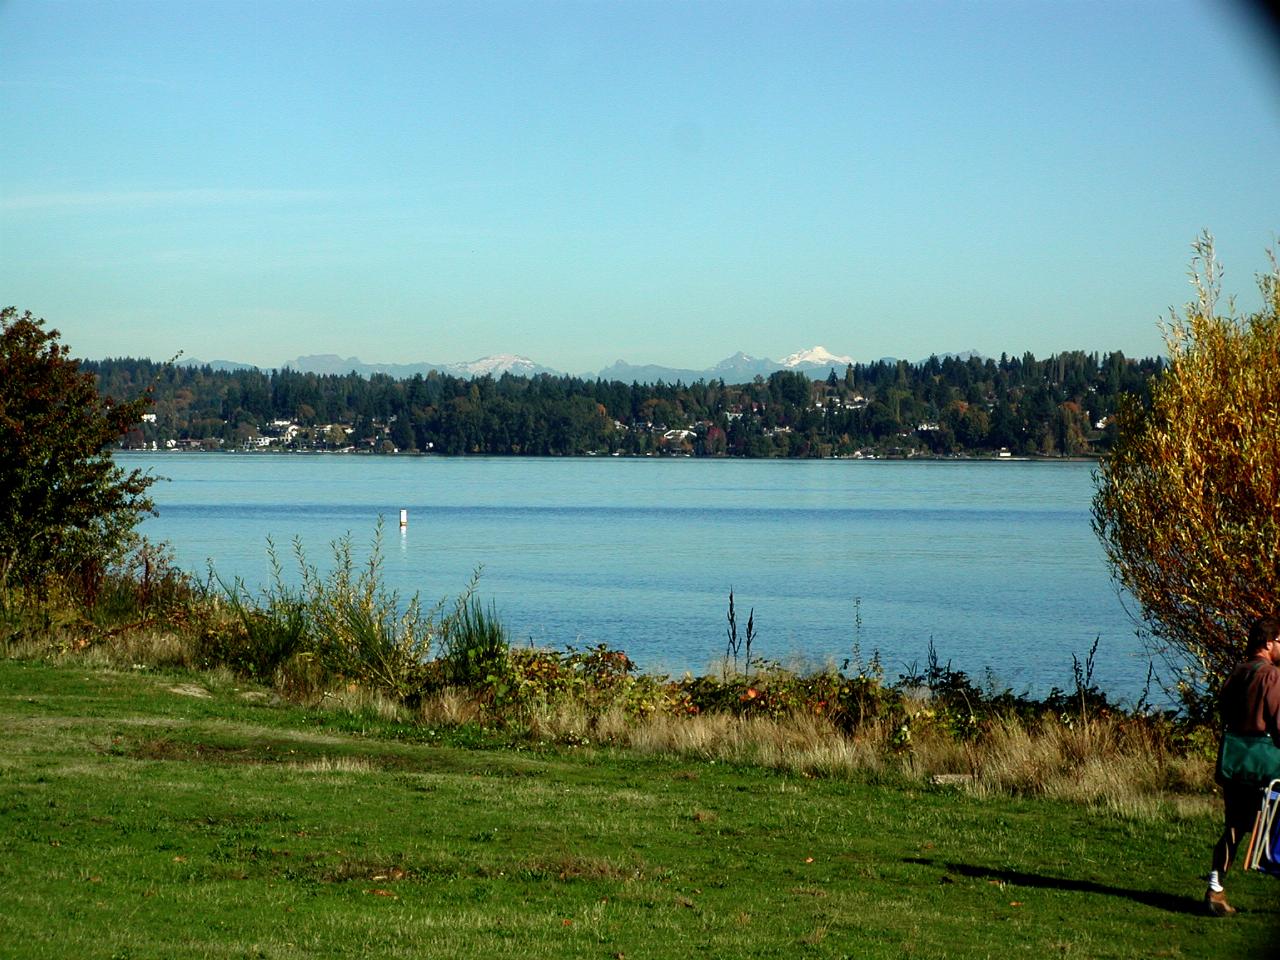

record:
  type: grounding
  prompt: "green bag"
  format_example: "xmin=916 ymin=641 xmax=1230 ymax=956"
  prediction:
xmin=1216 ymin=730 xmax=1280 ymax=787
xmin=1215 ymin=659 xmax=1280 ymax=787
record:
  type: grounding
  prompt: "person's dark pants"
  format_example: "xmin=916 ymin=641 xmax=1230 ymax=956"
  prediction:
xmin=1213 ymin=782 xmax=1265 ymax=875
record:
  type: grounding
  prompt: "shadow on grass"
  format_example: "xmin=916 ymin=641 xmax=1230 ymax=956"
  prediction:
xmin=904 ymin=857 xmax=1204 ymax=915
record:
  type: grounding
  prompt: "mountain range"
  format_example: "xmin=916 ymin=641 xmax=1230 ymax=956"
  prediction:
xmin=266 ymin=353 xmax=560 ymax=379
xmin=595 ymin=346 xmax=857 ymax=384
xmin=179 ymin=346 xmax=980 ymax=383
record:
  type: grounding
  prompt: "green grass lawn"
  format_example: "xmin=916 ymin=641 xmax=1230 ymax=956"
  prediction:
xmin=0 ymin=659 xmax=1275 ymax=959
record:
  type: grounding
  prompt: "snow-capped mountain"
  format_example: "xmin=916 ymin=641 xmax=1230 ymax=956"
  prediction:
xmin=709 ymin=351 xmax=779 ymax=379
xmin=779 ymin=345 xmax=854 ymax=369
xmin=594 ymin=347 xmax=854 ymax=384
xmin=285 ymin=353 xmax=559 ymax=379
xmin=711 ymin=350 xmax=763 ymax=371
xmin=450 ymin=354 xmax=547 ymax=377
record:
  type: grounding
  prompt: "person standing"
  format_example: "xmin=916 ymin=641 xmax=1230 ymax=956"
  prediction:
xmin=1207 ymin=615 xmax=1280 ymax=916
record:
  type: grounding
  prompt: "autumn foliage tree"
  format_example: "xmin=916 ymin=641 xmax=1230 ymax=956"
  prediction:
xmin=0 ymin=307 xmax=156 ymax=591
xmin=1093 ymin=236 xmax=1280 ymax=695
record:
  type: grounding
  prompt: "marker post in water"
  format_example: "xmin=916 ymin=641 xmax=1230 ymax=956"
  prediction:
xmin=399 ymin=509 xmax=408 ymax=528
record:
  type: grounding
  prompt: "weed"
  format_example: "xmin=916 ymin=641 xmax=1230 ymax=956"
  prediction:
xmin=203 ymin=540 xmax=308 ymax=680
xmin=724 ymin=588 xmax=740 ymax=679
xmin=296 ymin=524 xmax=440 ymax=697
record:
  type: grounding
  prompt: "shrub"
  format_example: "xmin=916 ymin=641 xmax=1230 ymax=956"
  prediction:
xmin=0 ymin=308 xmax=156 ymax=591
xmin=83 ymin=537 xmax=195 ymax=628
xmin=485 ymin=644 xmax=655 ymax=718
xmin=203 ymin=586 xmax=308 ymax=682
xmin=1093 ymin=235 xmax=1280 ymax=693
xmin=296 ymin=527 xmax=440 ymax=699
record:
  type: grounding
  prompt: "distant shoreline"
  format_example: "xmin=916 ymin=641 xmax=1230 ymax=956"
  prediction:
xmin=115 ymin=449 xmax=1101 ymax=464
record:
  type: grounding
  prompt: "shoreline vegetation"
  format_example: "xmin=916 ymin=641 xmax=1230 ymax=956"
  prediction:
xmin=1 ymin=528 xmax=1220 ymax=823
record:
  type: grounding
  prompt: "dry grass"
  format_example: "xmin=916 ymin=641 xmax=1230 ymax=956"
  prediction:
xmin=81 ymin=630 xmax=196 ymax=670
xmin=327 ymin=686 xmax=405 ymax=721
xmin=615 ymin=711 xmax=898 ymax=782
xmin=292 ymin=755 xmax=377 ymax=774
xmin=504 ymin=698 xmax=593 ymax=743
xmin=272 ymin=652 xmax=327 ymax=703
xmin=964 ymin=714 xmax=1216 ymax=817
xmin=495 ymin=697 xmax=1216 ymax=820
xmin=417 ymin=687 xmax=486 ymax=726
xmin=1 ymin=617 xmax=200 ymax=672
xmin=1 ymin=635 xmax=57 ymax=661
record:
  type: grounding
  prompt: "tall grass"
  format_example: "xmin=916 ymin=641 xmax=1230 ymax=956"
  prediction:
xmin=502 ymin=703 xmax=1215 ymax=819
xmin=437 ymin=595 xmax=507 ymax=687
xmin=208 ymin=541 xmax=308 ymax=681
xmin=1 ymin=536 xmax=198 ymax=658
xmin=193 ymin=522 xmax=509 ymax=701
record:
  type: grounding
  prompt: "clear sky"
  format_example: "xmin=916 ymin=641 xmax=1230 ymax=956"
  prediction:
xmin=2 ymin=0 xmax=1277 ymax=374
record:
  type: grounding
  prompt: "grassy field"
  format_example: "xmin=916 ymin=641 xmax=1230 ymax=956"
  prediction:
xmin=0 ymin=658 xmax=1275 ymax=960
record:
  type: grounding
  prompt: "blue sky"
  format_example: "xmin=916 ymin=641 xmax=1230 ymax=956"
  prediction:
xmin=2 ymin=0 xmax=1277 ymax=373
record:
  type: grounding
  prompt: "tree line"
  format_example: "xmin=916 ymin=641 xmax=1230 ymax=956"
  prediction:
xmin=89 ymin=350 xmax=1162 ymax=458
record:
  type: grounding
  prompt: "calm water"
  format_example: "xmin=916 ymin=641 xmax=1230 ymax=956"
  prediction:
xmin=125 ymin=453 xmax=1151 ymax=700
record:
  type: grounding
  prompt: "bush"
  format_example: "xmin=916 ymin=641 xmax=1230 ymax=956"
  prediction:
xmin=201 ymin=585 xmax=308 ymax=682
xmin=195 ymin=526 xmax=495 ymax=701
xmin=1093 ymin=235 xmax=1280 ymax=692
xmin=83 ymin=538 xmax=195 ymax=628
xmin=0 ymin=308 xmax=155 ymax=591
xmin=485 ymin=644 xmax=650 ymax=716
xmin=293 ymin=527 xmax=442 ymax=698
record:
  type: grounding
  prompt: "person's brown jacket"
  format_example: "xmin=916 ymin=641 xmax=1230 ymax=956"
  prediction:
xmin=1221 ymin=656 xmax=1280 ymax=746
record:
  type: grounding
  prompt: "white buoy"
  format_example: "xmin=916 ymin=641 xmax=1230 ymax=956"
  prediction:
xmin=399 ymin=508 xmax=408 ymax=528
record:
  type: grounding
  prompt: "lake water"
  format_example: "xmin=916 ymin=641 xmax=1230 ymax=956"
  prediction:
xmin=125 ymin=453 xmax=1153 ymax=701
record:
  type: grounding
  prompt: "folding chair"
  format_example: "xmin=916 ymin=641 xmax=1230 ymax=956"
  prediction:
xmin=1244 ymin=778 xmax=1280 ymax=876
